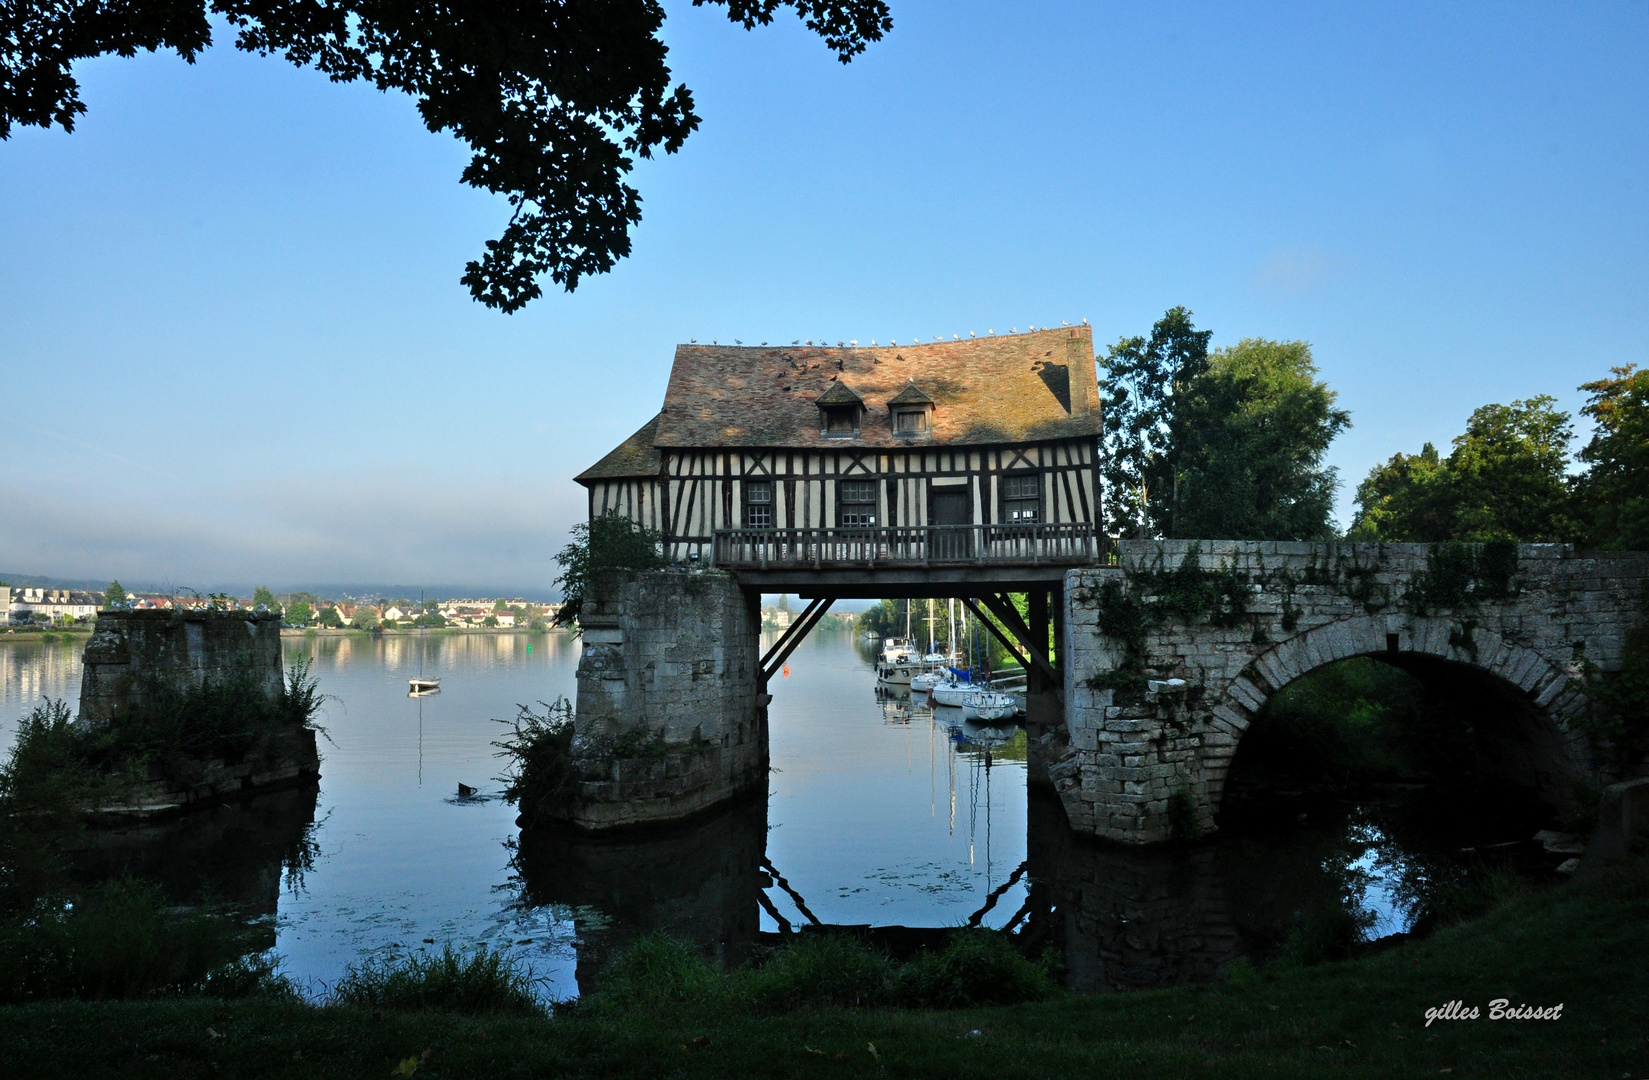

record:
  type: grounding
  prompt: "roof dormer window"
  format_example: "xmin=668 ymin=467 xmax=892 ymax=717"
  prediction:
xmin=886 ymin=382 xmax=935 ymax=438
xmin=815 ymin=381 xmax=864 ymax=439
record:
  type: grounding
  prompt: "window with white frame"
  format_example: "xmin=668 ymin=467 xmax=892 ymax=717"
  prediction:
xmin=744 ymin=480 xmax=774 ymax=527
xmin=1002 ymin=474 xmax=1041 ymax=522
xmin=838 ymin=479 xmax=877 ymax=526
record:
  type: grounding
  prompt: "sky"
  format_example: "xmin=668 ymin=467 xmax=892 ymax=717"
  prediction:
xmin=2 ymin=1 xmax=1645 ymax=594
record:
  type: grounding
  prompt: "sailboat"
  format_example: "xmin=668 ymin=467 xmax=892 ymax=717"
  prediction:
xmin=408 ymin=589 xmax=441 ymax=695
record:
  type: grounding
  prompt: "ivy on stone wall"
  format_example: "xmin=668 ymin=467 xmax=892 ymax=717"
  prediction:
xmin=1405 ymin=540 xmax=1519 ymax=616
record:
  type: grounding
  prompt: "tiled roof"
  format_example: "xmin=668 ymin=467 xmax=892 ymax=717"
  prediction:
xmin=815 ymin=381 xmax=865 ymax=406
xmin=575 ymin=414 xmax=663 ymax=482
xmin=887 ymin=382 xmax=935 ymax=407
xmin=652 ymin=327 xmax=1101 ymax=448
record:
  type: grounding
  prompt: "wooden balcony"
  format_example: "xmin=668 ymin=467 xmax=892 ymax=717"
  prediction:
xmin=709 ymin=523 xmax=1111 ymax=594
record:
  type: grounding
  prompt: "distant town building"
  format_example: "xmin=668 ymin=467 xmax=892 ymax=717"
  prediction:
xmin=8 ymin=587 xmax=102 ymax=624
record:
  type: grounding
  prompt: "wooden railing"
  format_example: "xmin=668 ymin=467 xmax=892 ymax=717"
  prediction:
xmin=710 ymin=523 xmax=1108 ymax=569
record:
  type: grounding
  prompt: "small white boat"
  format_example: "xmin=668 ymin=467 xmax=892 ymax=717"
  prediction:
xmin=960 ymin=689 xmax=1017 ymax=722
xmin=408 ymin=676 xmax=441 ymax=695
xmin=930 ymin=675 xmax=976 ymax=708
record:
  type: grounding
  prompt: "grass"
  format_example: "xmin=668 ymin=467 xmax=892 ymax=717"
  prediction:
xmin=1 ymin=852 xmax=1645 ymax=1078
xmin=329 ymin=947 xmax=541 ymax=1016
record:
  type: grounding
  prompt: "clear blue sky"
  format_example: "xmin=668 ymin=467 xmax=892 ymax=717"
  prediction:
xmin=2 ymin=1 xmax=1644 ymax=592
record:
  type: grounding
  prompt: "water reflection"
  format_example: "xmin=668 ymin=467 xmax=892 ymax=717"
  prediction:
xmin=0 ymin=630 xmax=1558 ymax=1000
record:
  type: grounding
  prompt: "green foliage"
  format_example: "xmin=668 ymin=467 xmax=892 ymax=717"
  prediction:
xmin=584 ymin=929 xmax=1056 ymax=1017
xmin=889 ymin=931 xmax=1059 ymax=1009
xmin=1351 ymin=396 xmax=1577 ymax=542
xmin=350 ymin=606 xmax=379 ymax=630
xmin=492 ymin=698 xmax=576 ymax=829
xmin=1085 ymin=546 xmax=1253 ymax=695
xmin=738 ymin=934 xmax=896 ymax=1012
xmin=1274 ymin=898 xmax=1378 ymax=968
xmin=1168 ymin=338 xmax=1350 ymax=540
xmin=0 ymin=878 xmax=272 ymax=1003
xmin=285 ymin=600 xmax=314 ymax=626
xmin=102 ymin=581 xmax=126 ymax=606
xmin=251 ymin=586 xmax=277 ymax=612
xmin=329 ymin=946 xmax=541 ymax=1016
xmin=415 ymin=612 xmax=447 ymax=628
xmin=1573 ymin=365 xmax=1649 ymax=550
xmin=1406 ymin=539 xmax=1519 ymax=615
xmin=1574 ymin=591 xmax=1649 ymax=766
xmin=1100 ymin=306 xmax=1212 ymax=537
xmin=7 ymin=1 xmax=890 ymax=312
xmin=316 ymin=606 xmax=343 ymax=629
xmin=552 ymin=513 xmax=666 ymax=628
xmin=854 ymin=598 xmax=904 ymax=639
xmin=1 ymin=661 xmax=324 ymax=803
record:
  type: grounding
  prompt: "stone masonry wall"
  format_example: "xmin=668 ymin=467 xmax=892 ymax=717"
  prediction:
xmin=1053 ymin=541 xmax=1649 ymax=845
xmin=80 ymin=608 xmax=285 ymax=726
xmin=77 ymin=609 xmax=316 ymax=814
xmin=568 ymin=569 xmax=764 ymax=830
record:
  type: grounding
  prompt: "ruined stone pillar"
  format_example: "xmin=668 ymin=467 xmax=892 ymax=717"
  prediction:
xmin=567 ymin=569 xmax=765 ymax=829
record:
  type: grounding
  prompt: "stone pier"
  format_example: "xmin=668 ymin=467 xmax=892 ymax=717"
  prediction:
xmin=565 ymin=569 xmax=765 ymax=830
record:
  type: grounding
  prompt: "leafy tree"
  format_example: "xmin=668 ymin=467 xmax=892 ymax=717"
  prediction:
xmin=286 ymin=600 xmax=314 ymax=626
xmin=1350 ymin=396 xmax=1576 ymax=542
xmin=493 ymin=598 xmax=510 ymax=612
xmin=551 ymin=512 xmax=666 ymax=628
xmin=1168 ymin=339 xmax=1350 ymax=540
xmin=1099 ymin=307 xmax=1212 ymax=537
xmin=102 ymin=581 xmax=127 ymax=607
xmin=416 ymin=611 xmax=447 ymax=628
xmin=351 ymin=606 xmax=380 ymax=631
xmin=483 ymin=614 xmax=500 ymax=628
xmin=3 ymin=1 xmax=890 ymax=312
xmin=1573 ymin=365 xmax=1649 ymax=550
xmin=251 ymin=585 xmax=281 ymax=616
xmin=317 ymin=606 xmax=343 ymax=628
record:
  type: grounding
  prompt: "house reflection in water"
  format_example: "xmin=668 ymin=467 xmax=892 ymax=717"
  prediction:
xmin=513 ymin=796 xmax=767 ymax=995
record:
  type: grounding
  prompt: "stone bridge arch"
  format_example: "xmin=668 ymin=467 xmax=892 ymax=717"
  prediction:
xmin=1053 ymin=540 xmax=1649 ymax=845
xmin=1203 ymin=612 xmax=1593 ymax=822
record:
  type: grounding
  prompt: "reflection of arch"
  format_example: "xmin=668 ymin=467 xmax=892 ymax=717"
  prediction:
xmin=1206 ymin=615 xmax=1593 ymax=813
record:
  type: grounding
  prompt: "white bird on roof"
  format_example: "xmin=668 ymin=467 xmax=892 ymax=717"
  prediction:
xmin=891 ymin=339 xmax=897 ymax=345
xmin=805 ymin=339 xmax=813 ymax=345
xmin=1062 ymin=321 xmax=1070 ymax=327
xmin=988 ymin=329 xmax=994 ymax=335
xmin=850 ymin=340 xmax=858 ymax=346
xmin=913 ymin=337 xmax=921 ymax=343
xmin=837 ymin=341 xmax=844 ymax=346
xmin=690 ymin=338 xmax=697 ymax=343
xmin=761 ymin=341 xmax=768 ymax=345
xmin=871 ymin=340 xmax=877 ymax=346
xmin=1082 ymin=318 xmax=1088 ymax=325
xmin=713 ymin=339 xmax=718 ymax=344
xmin=953 ymin=334 xmax=960 ymax=340
xmin=1011 ymin=327 xmax=1017 ymax=333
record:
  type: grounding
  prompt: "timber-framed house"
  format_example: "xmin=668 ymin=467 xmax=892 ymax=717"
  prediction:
xmin=575 ymin=327 xmax=1105 ymax=584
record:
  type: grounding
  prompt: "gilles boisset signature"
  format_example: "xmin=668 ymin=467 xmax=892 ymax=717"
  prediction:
xmin=1425 ymin=999 xmax=1564 ymax=1027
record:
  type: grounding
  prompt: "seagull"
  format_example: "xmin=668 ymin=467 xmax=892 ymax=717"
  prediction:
xmin=969 ymin=331 xmax=976 ymax=338
xmin=850 ymin=339 xmax=858 ymax=346
xmin=988 ymin=329 xmax=994 ymax=335
xmin=1082 ymin=317 xmax=1089 ymax=325
xmin=761 ymin=341 xmax=768 ymax=345
xmin=805 ymin=339 xmax=813 ymax=345
xmin=891 ymin=339 xmax=897 ymax=345
xmin=713 ymin=338 xmax=718 ymax=344
xmin=1062 ymin=321 xmax=1070 ymax=327
xmin=871 ymin=340 xmax=877 ymax=346
xmin=1011 ymin=327 xmax=1017 ymax=333
xmin=953 ymin=334 xmax=960 ymax=340
xmin=690 ymin=338 xmax=697 ymax=343
xmin=735 ymin=338 xmax=742 ymax=344
xmin=914 ymin=337 xmax=921 ymax=343
xmin=792 ymin=339 xmax=800 ymax=345
xmin=837 ymin=341 xmax=844 ymax=347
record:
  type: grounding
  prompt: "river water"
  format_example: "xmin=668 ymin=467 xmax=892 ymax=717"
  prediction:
xmin=0 ymin=629 xmax=1558 ymax=998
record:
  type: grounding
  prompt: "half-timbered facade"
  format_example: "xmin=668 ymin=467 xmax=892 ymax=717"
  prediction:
xmin=576 ymin=327 xmax=1104 ymax=574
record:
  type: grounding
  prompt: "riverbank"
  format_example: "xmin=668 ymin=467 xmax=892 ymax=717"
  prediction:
xmin=3 ymin=851 xmax=1643 ymax=1079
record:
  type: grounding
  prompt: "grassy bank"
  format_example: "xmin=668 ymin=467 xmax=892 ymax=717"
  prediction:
xmin=2 ymin=852 xmax=1644 ymax=1079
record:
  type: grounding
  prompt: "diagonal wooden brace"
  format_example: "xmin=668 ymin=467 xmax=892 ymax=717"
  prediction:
xmin=960 ymin=597 xmax=1033 ymax=676
xmin=761 ymin=597 xmax=835 ymax=684
xmin=975 ymin=592 xmax=1058 ymax=683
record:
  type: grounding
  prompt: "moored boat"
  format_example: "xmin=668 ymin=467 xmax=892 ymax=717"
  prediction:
xmin=959 ymin=688 xmax=1017 ymax=722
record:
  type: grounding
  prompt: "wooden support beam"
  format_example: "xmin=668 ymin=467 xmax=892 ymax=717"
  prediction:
xmin=761 ymin=597 xmax=835 ymax=684
xmin=960 ymin=597 xmax=1032 ymax=675
xmin=976 ymin=592 xmax=1058 ymax=684
xmin=760 ymin=597 xmax=825 ymax=671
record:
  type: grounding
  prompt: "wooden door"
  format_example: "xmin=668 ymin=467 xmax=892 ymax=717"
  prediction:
xmin=929 ymin=488 xmax=973 ymax=560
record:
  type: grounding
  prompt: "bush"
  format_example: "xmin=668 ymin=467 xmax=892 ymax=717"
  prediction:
xmin=551 ymin=512 xmax=666 ymax=629
xmin=890 ymin=930 xmax=1059 ymax=1008
xmin=0 ymin=878 xmax=268 ymax=1003
xmin=580 ymin=933 xmax=731 ymax=1015
xmin=737 ymin=934 xmax=896 ymax=1012
xmin=1273 ymin=898 xmax=1377 ymax=968
xmin=329 ymin=946 xmax=541 ymax=1016
xmin=493 ymin=698 xmax=576 ymax=828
